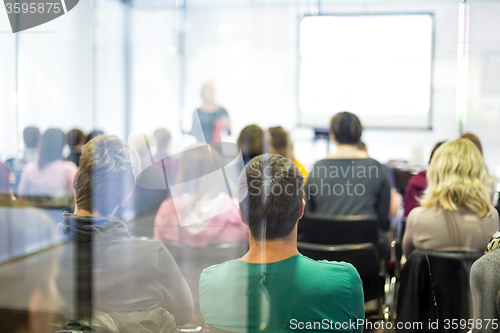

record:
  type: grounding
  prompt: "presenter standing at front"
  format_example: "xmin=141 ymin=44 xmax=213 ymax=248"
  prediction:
xmin=184 ymin=81 xmax=231 ymax=148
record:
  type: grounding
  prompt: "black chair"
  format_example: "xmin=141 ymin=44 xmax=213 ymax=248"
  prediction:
xmin=397 ymin=250 xmax=482 ymax=333
xmin=297 ymin=214 xmax=395 ymax=321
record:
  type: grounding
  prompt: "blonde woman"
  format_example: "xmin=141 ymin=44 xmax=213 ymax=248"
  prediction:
xmin=403 ymin=139 xmax=499 ymax=257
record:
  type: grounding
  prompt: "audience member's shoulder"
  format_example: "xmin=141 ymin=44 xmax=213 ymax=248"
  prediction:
xmin=365 ymin=157 xmax=385 ymax=167
xmin=23 ymin=161 xmax=38 ymax=172
xmin=407 ymin=206 xmax=427 ymax=221
xmin=489 ymin=207 xmax=499 ymax=221
xmin=300 ymin=255 xmax=359 ymax=275
xmin=471 ymin=249 xmax=500 ymax=277
xmin=203 ymin=259 xmax=238 ymax=272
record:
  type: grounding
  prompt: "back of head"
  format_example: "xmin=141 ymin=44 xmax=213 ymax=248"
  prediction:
xmin=421 ymin=138 xmax=491 ymax=217
xmin=67 ymin=129 xmax=85 ymax=147
xmin=153 ymin=128 xmax=172 ymax=151
xmin=237 ymin=125 xmax=266 ymax=160
xmin=86 ymin=130 xmax=104 ymax=144
xmin=38 ymin=128 xmax=65 ymax=169
xmin=0 ymin=161 xmax=10 ymax=195
xmin=23 ymin=127 xmax=40 ymax=149
xmin=429 ymin=140 xmax=446 ymax=164
xmin=175 ymin=143 xmax=227 ymax=199
xmin=75 ymin=135 xmax=138 ymax=216
xmin=268 ymin=126 xmax=292 ymax=159
xmin=460 ymin=132 xmax=483 ymax=155
xmin=329 ymin=112 xmax=363 ymax=145
xmin=238 ymin=154 xmax=304 ymax=240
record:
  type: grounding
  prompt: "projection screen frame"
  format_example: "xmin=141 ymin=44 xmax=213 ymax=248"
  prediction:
xmin=296 ymin=12 xmax=436 ymax=131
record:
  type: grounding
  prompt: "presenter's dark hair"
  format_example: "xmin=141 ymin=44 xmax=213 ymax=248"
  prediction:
xmin=238 ymin=154 xmax=304 ymax=240
xmin=329 ymin=111 xmax=363 ymax=145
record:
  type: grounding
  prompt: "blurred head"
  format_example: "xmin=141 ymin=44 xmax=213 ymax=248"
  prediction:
xmin=153 ymin=128 xmax=172 ymax=153
xmin=1 ymin=246 xmax=62 ymax=333
xmin=38 ymin=129 xmax=65 ymax=170
xmin=421 ymin=138 xmax=492 ymax=218
xmin=460 ymin=132 xmax=483 ymax=155
xmin=176 ymin=143 xmax=227 ymax=200
xmin=130 ymin=135 xmax=153 ymax=168
xmin=0 ymin=161 xmax=11 ymax=195
xmin=200 ymin=81 xmax=216 ymax=105
xmin=67 ymin=129 xmax=85 ymax=149
xmin=329 ymin=112 xmax=363 ymax=145
xmin=23 ymin=127 xmax=40 ymax=149
xmin=429 ymin=140 xmax=446 ymax=164
xmin=238 ymin=154 xmax=305 ymax=241
xmin=85 ymin=130 xmax=104 ymax=144
xmin=268 ymin=126 xmax=292 ymax=160
xmin=237 ymin=125 xmax=266 ymax=162
xmin=74 ymin=135 xmax=139 ymax=216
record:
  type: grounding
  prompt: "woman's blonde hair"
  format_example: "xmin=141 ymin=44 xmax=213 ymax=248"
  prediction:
xmin=420 ymin=138 xmax=492 ymax=218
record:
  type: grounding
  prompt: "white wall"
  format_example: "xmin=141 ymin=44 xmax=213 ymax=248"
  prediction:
xmin=184 ymin=1 xmax=500 ymax=176
xmin=2 ymin=0 xmax=500 ymax=178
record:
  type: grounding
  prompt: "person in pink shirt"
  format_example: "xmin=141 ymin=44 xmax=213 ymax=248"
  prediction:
xmin=154 ymin=144 xmax=247 ymax=247
xmin=18 ymin=129 xmax=77 ymax=206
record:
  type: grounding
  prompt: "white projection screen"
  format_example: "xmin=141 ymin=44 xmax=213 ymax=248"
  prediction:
xmin=298 ymin=14 xmax=434 ymax=129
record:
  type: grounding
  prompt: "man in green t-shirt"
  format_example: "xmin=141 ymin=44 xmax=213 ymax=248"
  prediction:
xmin=199 ymin=154 xmax=365 ymax=333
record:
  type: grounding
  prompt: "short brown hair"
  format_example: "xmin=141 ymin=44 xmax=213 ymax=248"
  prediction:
xmin=75 ymin=135 xmax=137 ymax=216
xmin=238 ymin=154 xmax=304 ymax=240
xmin=67 ymin=129 xmax=85 ymax=147
xmin=237 ymin=125 xmax=266 ymax=160
xmin=329 ymin=112 xmax=363 ymax=145
xmin=460 ymin=132 xmax=483 ymax=155
xmin=268 ymin=126 xmax=292 ymax=159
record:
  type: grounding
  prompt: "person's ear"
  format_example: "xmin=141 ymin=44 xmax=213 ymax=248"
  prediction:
xmin=238 ymin=207 xmax=248 ymax=226
xmin=72 ymin=172 xmax=77 ymax=190
xmin=329 ymin=133 xmax=338 ymax=145
xmin=299 ymin=199 xmax=305 ymax=220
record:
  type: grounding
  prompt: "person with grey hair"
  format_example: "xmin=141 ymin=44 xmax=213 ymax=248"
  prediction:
xmin=57 ymin=135 xmax=193 ymax=332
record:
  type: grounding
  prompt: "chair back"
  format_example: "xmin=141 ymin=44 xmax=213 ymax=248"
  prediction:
xmin=297 ymin=214 xmax=379 ymax=245
xmin=297 ymin=214 xmax=382 ymax=286
xmin=397 ymin=250 xmax=482 ymax=332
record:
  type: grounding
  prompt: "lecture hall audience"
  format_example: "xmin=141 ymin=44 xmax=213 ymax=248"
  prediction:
xmin=403 ymin=139 xmax=499 ymax=256
xmin=5 ymin=126 xmax=41 ymax=194
xmin=57 ymin=135 xmax=193 ymax=331
xmin=3 ymin=118 xmax=500 ymax=333
xmin=154 ymin=143 xmax=247 ymax=247
xmin=199 ymin=154 xmax=364 ymax=333
xmin=17 ymin=128 xmax=77 ymax=207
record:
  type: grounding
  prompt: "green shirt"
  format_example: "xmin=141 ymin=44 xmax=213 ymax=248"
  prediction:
xmin=200 ymin=254 xmax=364 ymax=333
